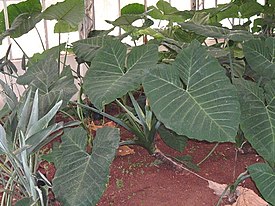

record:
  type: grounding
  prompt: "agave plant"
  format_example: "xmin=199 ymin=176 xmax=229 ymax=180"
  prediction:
xmin=0 ymin=86 xmax=66 ymax=205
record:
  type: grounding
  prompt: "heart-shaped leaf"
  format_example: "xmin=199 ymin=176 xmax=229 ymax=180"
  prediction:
xmin=143 ymin=41 xmax=240 ymax=142
xmin=83 ymin=39 xmax=158 ymax=110
xmin=180 ymin=22 xmax=253 ymax=41
xmin=17 ymin=55 xmax=77 ymax=116
xmin=0 ymin=0 xmax=42 ymax=43
xmin=72 ymin=36 xmax=111 ymax=63
xmin=42 ymin=0 xmax=84 ymax=33
xmin=236 ymin=79 xmax=275 ymax=167
xmin=243 ymin=37 xmax=275 ymax=79
xmin=53 ymin=127 xmax=120 ymax=206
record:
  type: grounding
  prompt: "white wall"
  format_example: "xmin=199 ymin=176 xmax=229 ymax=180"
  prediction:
xmin=0 ymin=0 xmax=79 ymax=60
xmin=0 ymin=0 xmax=266 ymax=108
xmin=0 ymin=0 xmax=261 ymax=59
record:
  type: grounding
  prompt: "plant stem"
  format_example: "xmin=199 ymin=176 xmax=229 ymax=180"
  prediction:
xmin=232 ymin=148 xmax=238 ymax=181
xmin=12 ymin=38 xmax=30 ymax=59
xmin=71 ymin=101 xmax=132 ymax=131
xmin=62 ymin=35 xmax=70 ymax=72
xmin=59 ymin=110 xmax=76 ymax=121
xmin=215 ymin=185 xmax=230 ymax=206
xmin=34 ymin=26 xmax=46 ymax=51
xmin=197 ymin=143 xmax=219 ymax=165
xmin=0 ymin=71 xmax=17 ymax=79
xmin=153 ymin=148 xmax=211 ymax=182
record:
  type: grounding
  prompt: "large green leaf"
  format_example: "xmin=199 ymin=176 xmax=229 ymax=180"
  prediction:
xmin=106 ymin=14 xmax=145 ymax=27
xmin=143 ymin=41 xmax=240 ymax=142
xmin=0 ymin=0 xmax=42 ymax=43
xmin=0 ymin=0 xmax=41 ymax=34
xmin=83 ymin=39 xmax=158 ymax=110
xmin=42 ymin=0 xmax=84 ymax=33
xmin=17 ymin=55 xmax=77 ymax=115
xmin=208 ymin=3 xmax=239 ymax=22
xmin=0 ymin=13 xmax=42 ymax=44
xmin=180 ymin=22 xmax=253 ymax=42
xmin=54 ymin=20 xmax=78 ymax=33
xmin=17 ymin=55 xmax=59 ymax=90
xmin=239 ymin=1 xmax=263 ymax=18
xmin=72 ymin=36 xmax=110 ymax=62
xmin=27 ymin=43 xmax=65 ymax=66
xmin=147 ymin=2 xmax=191 ymax=23
xmin=248 ymin=163 xmax=275 ymax=205
xmin=243 ymin=37 xmax=275 ymax=79
xmin=157 ymin=0 xmax=179 ymax=15
xmin=121 ymin=3 xmax=145 ymax=15
xmin=151 ymin=0 xmax=192 ymax=22
xmin=53 ymin=127 xmax=120 ymax=206
xmin=235 ymin=79 xmax=275 ymax=167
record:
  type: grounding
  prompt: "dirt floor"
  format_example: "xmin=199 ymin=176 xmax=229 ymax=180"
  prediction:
xmin=2 ymin=114 xmax=262 ymax=206
xmin=95 ymin=129 xmax=262 ymax=206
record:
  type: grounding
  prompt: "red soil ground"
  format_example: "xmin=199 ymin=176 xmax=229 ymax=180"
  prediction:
xmin=96 ymin=131 xmax=261 ymax=206
xmin=2 ymin=113 xmax=261 ymax=206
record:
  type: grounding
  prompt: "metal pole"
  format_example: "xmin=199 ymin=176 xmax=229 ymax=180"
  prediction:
xmin=79 ymin=0 xmax=95 ymax=39
xmin=3 ymin=0 xmax=13 ymax=59
xmin=143 ymin=0 xmax=148 ymax=44
xmin=41 ymin=0 xmax=49 ymax=49
xmin=118 ymin=0 xmax=121 ymax=36
xmin=190 ymin=0 xmax=196 ymax=10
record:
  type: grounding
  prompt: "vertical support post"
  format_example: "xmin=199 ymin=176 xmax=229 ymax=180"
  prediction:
xmin=196 ymin=0 xmax=199 ymax=10
xmin=190 ymin=0 xmax=196 ymax=10
xmin=143 ymin=0 xmax=148 ymax=44
xmin=79 ymin=0 xmax=95 ymax=39
xmin=41 ymin=0 xmax=49 ymax=50
xmin=3 ymin=0 xmax=13 ymax=59
xmin=118 ymin=0 xmax=121 ymax=36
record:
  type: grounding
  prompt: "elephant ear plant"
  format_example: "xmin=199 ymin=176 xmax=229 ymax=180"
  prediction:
xmin=75 ymin=36 xmax=240 ymax=172
xmin=0 ymin=49 xmax=121 ymax=206
xmin=233 ymin=37 xmax=275 ymax=205
xmin=0 ymin=53 xmax=121 ymax=206
xmin=0 ymin=0 xmax=123 ymax=205
xmin=0 ymin=0 xmax=84 ymax=43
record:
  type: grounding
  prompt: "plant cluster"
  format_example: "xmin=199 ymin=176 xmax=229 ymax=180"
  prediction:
xmin=0 ymin=0 xmax=275 ymax=205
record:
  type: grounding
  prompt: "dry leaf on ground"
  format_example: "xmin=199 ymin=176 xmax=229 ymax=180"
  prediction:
xmin=88 ymin=120 xmax=116 ymax=131
xmin=117 ymin=145 xmax=135 ymax=157
xmin=225 ymin=187 xmax=268 ymax=206
xmin=208 ymin=181 xmax=268 ymax=206
xmin=208 ymin=180 xmax=229 ymax=196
